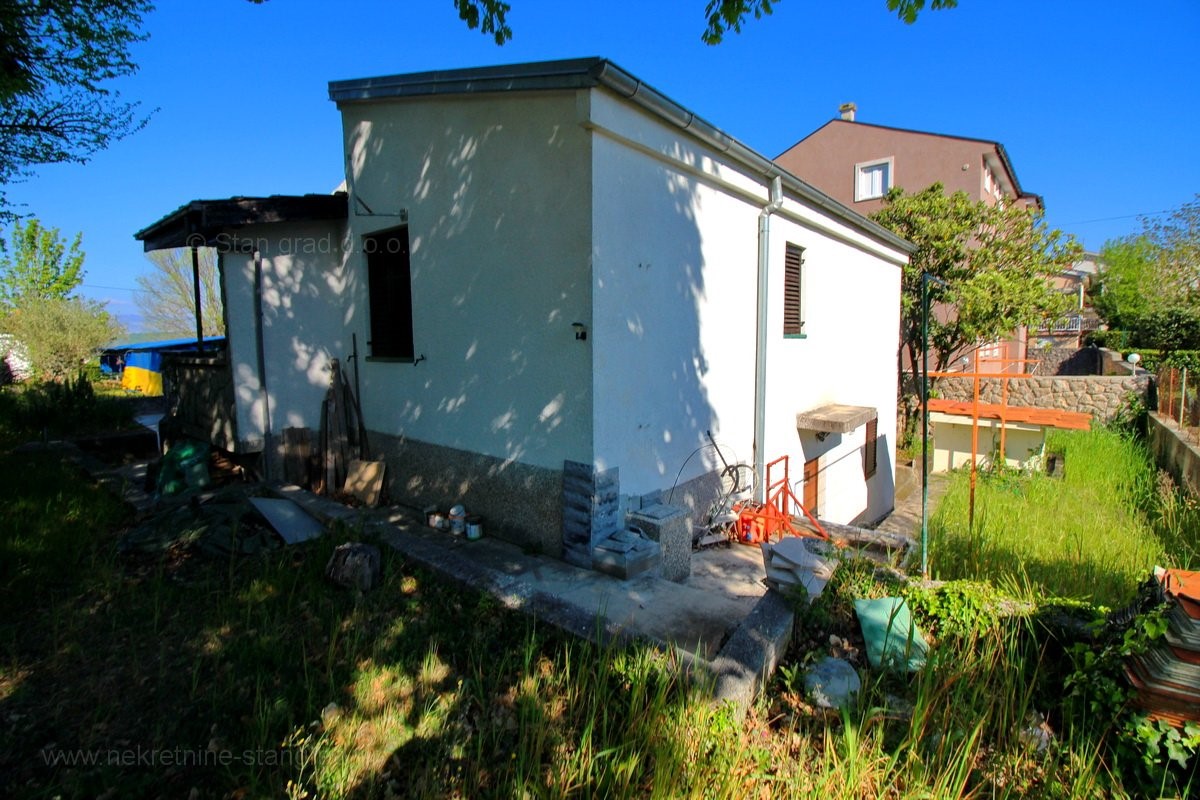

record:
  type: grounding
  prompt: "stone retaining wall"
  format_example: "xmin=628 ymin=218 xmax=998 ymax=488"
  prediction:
xmin=936 ymin=373 xmax=1151 ymax=424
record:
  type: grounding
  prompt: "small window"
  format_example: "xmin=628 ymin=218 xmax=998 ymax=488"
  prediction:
xmin=365 ymin=226 xmax=414 ymax=360
xmin=855 ymin=158 xmax=892 ymax=201
xmin=784 ymin=242 xmax=805 ymax=337
xmin=863 ymin=417 xmax=878 ymax=478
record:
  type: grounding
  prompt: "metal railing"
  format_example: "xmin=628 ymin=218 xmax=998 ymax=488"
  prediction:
xmin=1035 ymin=314 xmax=1102 ymax=335
xmin=1158 ymin=366 xmax=1200 ymax=445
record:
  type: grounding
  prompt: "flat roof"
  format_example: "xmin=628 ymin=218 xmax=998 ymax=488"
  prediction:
xmin=329 ymin=57 xmax=914 ymax=256
xmin=103 ymin=335 xmax=226 ymax=353
xmin=134 ymin=193 xmax=348 ymax=252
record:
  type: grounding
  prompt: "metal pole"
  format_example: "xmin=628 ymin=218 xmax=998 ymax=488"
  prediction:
xmin=191 ymin=245 xmax=204 ymax=351
xmin=1182 ymin=368 xmax=1188 ymax=428
xmin=969 ymin=350 xmax=980 ymax=532
xmin=919 ymin=273 xmax=946 ymax=579
xmin=921 ymin=278 xmax=929 ymax=578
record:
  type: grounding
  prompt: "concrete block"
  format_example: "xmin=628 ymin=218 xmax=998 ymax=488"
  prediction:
xmin=592 ymin=538 xmax=661 ymax=580
xmin=629 ymin=503 xmax=691 ymax=583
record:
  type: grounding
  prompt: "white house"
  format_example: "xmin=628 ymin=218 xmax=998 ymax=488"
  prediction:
xmin=136 ymin=58 xmax=912 ymax=561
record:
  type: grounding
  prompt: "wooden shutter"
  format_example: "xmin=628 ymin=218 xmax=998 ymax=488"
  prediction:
xmin=863 ymin=417 xmax=878 ymax=478
xmin=784 ymin=243 xmax=804 ymax=335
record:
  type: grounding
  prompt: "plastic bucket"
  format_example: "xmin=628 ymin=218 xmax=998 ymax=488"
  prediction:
xmin=466 ymin=516 xmax=483 ymax=540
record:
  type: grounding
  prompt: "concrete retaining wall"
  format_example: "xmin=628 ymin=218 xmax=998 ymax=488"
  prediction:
xmin=936 ymin=373 xmax=1150 ymax=424
xmin=1148 ymin=413 xmax=1200 ymax=498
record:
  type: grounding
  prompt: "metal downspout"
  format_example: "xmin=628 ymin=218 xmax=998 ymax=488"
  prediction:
xmin=754 ymin=175 xmax=784 ymax=503
xmin=191 ymin=245 xmax=204 ymax=351
xmin=253 ymin=250 xmax=272 ymax=479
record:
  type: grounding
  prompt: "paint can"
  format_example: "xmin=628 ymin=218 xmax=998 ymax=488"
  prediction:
xmin=449 ymin=504 xmax=467 ymax=535
xmin=466 ymin=515 xmax=484 ymax=540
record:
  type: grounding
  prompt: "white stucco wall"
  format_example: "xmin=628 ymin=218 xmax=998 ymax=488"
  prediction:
xmin=764 ymin=209 xmax=902 ymax=524
xmin=587 ymin=88 xmax=905 ymax=525
xmin=219 ymin=219 xmax=354 ymax=450
xmin=338 ymin=91 xmax=594 ymax=471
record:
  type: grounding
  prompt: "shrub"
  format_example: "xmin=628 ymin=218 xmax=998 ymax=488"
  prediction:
xmin=0 ymin=296 xmax=122 ymax=380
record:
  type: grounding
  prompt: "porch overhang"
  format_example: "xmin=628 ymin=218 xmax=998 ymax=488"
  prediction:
xmin=133 ymin=193 xmax=348 ymax=252
xmin=796 ymin=404 xmax=878 ymax=439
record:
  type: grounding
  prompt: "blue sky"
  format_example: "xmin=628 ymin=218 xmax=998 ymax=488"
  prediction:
xmin=9 ymin=0 xmax=1200 ymax=331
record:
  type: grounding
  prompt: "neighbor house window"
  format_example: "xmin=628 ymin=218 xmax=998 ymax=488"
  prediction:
xmin=863 ymin=417 xmax=878 ymax=478
xmin=365 ymin=226 xmax=414 ymax=360
xmin=855 ymin=157 xmax=893 ymax=201
xmin=784 ymin=242 xmax=805 ymax=337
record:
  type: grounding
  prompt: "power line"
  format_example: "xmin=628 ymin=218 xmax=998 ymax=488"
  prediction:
xmin=1060 ymin=208 xmax=1175 ymax=226
xmin=80 ymin=283 xmax=139 ymax=293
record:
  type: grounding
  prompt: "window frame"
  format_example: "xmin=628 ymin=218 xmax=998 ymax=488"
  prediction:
xmin=854 ymin=156 xmax=894 ymax=202
xmin=363 ymin=225 xmax=415 ymax=362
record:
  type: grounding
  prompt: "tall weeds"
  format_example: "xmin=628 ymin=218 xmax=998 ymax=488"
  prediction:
xmin=929 ymin=427 xmax=1178 ymax=606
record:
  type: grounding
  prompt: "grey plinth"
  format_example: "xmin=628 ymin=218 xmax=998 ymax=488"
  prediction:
xmin=628 ymin=503 xmax=691 ymax=582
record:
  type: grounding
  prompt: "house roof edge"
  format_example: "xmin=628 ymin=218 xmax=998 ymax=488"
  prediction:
xmin=328 ymin=58 xmax=914 ymax=256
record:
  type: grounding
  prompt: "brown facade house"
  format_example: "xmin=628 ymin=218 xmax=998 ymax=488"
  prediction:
xmin=774 ymin=114 xmax=1042 ymax=215
xmin=775 ymin=111 xmax=1046 ymax=375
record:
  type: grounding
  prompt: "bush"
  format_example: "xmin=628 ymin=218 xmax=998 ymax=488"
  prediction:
xmin=1090 ymin=310 xmax=1200 ymax=354
xmin=0 ymin=296 xmax=122 ymax=380
xmin=0 ymin=371 xmax=134 ymax=444
xmin=1086 ymin=329 xmax=1134 ymax=351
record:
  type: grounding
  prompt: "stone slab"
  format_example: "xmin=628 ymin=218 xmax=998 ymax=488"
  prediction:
xmin=249 ymin=497 xmax=324 ymax=544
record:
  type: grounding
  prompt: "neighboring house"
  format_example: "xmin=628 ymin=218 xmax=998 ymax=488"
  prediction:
xmin=135 ymin=58 xmax=912 ymax=562
xmin=1030 ymin=252 xmax=1103 ymax=375
xmin=774 ymin=107 xmax=1044 ymax=375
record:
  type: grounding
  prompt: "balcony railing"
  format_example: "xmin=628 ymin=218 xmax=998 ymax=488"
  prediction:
xmin=1035 ymin=314 xmax=1101 ymax=334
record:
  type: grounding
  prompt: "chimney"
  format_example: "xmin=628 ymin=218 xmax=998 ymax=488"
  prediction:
xmin=839 ymin=102 xmax=857 ymax=122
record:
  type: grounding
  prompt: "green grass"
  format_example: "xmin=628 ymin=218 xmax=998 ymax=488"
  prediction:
xmin=5 ymin=427 xmax=1199 ymax=797
xmin=927 ymin=427 xmax=1193 ymax=607
xmin=0 ymin=375 xmax=137 ymax=450
xmin=0 ymin=452 xmax=759 ymax=798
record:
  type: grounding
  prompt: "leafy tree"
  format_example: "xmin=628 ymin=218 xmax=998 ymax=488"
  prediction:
xmin=0 ymin=1 xmax=151 ymax=217
xmin=1092 ymin=196 xmax=1200 ymax=351
xmin=134 ymin=247 xmax=224 ymax=336
xmin=438 ymin=0 xmax=959 ymax=44
xmin=0 ymin=296 xmax=122 ymax=379
xmin=700 ymin=0 xmax=958 ymax=42
xmin=872 ymin=183 xmax=1081 ymax=378
xmin=0 ymin=218 xmax=84 ymax=309
xmin=1091 ymin=235 xmax=1158 ymax=331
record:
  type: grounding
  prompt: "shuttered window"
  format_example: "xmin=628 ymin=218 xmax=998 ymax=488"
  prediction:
xmin=863 ymin=417 xmax=878 ymax=478
xmin=784 ymin=242 xmax=805 ymax=336
xmin=365 ymin=226 xmax=415 ymax=360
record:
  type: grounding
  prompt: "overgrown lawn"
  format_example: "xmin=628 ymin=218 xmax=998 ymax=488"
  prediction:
xmin=928 ymin=427 xmax=1193 ymax=606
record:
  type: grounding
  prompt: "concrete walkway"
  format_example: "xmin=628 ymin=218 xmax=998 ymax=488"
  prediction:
xmin=872 ymin=463 xmax=950 ymax=544
xmin=270 ymin=485 xmax=791 ymax=711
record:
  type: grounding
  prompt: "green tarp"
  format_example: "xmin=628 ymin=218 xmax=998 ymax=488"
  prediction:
xmin=854 ymin=596 xmax=929 ymax=672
